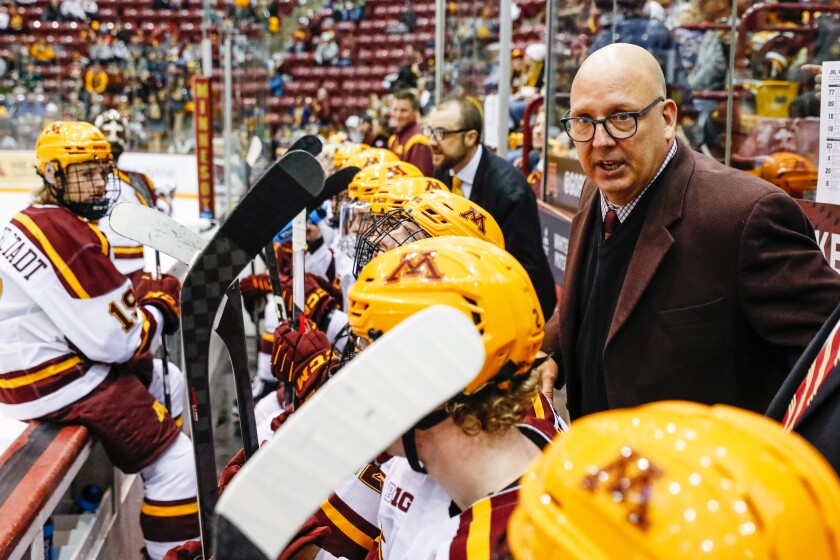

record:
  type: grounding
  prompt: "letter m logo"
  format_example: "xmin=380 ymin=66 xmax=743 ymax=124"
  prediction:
xmin=384 ymin=251 xmax=444 ymax=284
xmin=459 ymin=207 xmax=487 ymax=234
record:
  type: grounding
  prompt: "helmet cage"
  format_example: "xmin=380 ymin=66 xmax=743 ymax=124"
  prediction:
xmin=50 ymin=158 xmax=119 ymax=220
xmin=353 ymin=209 xmax=431 ymax=277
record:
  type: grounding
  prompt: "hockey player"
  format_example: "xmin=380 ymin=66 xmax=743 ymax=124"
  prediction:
xmin=94 ymin=109 xmax=174 ymax=284
xmin=507 ymin=401 xmax=840 ymax=559
xmin=257 ymin=189 xmax=507 ymax=443
xmin=0 ymin=122 xmax=199 ymax=560
xmin=269 ymin=237 xmax=561 ymax=560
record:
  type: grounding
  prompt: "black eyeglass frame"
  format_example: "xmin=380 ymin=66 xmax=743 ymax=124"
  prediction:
xmin=422 ymin=126 xmax=473 ymax=141
xmin=560 ymin=96 xmax=666 ymax=142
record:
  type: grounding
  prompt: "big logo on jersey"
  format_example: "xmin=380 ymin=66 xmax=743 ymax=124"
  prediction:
xmin=384 ymin=251 xmax=443 ymax=284
xmin=581 ymin=449 xmax=663 ymax=530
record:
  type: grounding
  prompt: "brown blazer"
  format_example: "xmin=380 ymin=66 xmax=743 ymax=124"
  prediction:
xmin=559 ymin=142 xmax=840 ymax=419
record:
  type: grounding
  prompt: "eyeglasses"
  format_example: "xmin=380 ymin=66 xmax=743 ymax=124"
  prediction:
xmin=422 ymin=126 xmax=471 ymax=141
xmin=560 ymin=97 xmax=665 ymax=142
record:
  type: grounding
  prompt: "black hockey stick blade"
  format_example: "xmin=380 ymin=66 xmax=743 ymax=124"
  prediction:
xmin=180 ymin=150 xmax=325 ymax=556
xmin=214 ymin=281 xmax=260 ymax=459
xmin=306 ymin=166 xmax=359 ymax=212
xmin=288 ymin=134 xmax=323 ymax=158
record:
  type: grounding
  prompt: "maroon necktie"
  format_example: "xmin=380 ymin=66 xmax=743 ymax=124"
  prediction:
xmin=604 ymin=209 xmax=619 ymax=240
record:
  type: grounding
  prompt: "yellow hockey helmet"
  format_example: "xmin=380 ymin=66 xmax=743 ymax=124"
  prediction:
xmin=758 ymin=151 xmax=817 ymax=199
xmin=353 ymin=189 xmax=505 ymax=276
xmin=333 ymin=143 xmax=369 ymax=169
xmin=368 ymin=177 xmax=446 ymax=215
xmin=345 ymin=147 xmax=400 ymax=170
xmin=508 ymin=401 xmax=840 ymax=560
xmin=348 ymin=237 xmax=543 ymax=395
xmin=347 ymin=161 xmax=424 ymax=202
xmin=36 ymin=120 xmax=112 ymax=176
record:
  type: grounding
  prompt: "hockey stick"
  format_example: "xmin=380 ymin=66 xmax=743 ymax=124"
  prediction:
xmin=215 ymin=281 xmax=260 ymax=459
xmin=108 ymin=166 xmax=356 ymax=269
xmin=152 ymin=250 xmax=173 ymax=414
xmin=214 ymin=305 xmax=485 ymax=559
xmin=109 ymin=202 xmax=206 ymax=265
xmin=180 ymin=150 xmax=325 ymax=556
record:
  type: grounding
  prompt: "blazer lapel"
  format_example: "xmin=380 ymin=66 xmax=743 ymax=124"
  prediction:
xmin=607 ymin=142 xmax=694 ymax=345
xmin=794 ymin=361 xmax=840 ymax=428
xmin=559 ymin=183 xmax=599 ymax=362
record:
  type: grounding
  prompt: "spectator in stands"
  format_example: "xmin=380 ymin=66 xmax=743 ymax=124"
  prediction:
xmin=313 ymin=87 xmax=333 ymax=125
xmin=16 ymin=62 xmax=43 ymax=93
xmin=270 ymin=66 xmax=284 ymax=96
xmin=82 ymin=0 xmax=98 ymax=20
xmin=335 ymin=47 xmax=353 ymax=67
xmin=0 ymin=6 xmax=9 ymax=30
xmin=146 ymin=91 xmax=165 ymax=152
xmin=687 ymin=0 xmax=729 ymax=92
xmin=30 ymin=39 xmax=56 ymax=66
xmin=63 ymin=89 xmax=87 ymax=121
xmin=288 ymin=17 xmax=312 ymax=53
xmin=314 ymin=30 xmax=339 ymax=66
xmin=41 ymin=0 xmax=63 ymax=20
xmin=7 ymin=5 xmax=24 ymax=32
xmin=61 ymin=0 xmax=88 ymax=21
xmin=387 ymin=89 xmax=434 ymax=175
xmin=291 ymin=95 xmax=312 ymax=127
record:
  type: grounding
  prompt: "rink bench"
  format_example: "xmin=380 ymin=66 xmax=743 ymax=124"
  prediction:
xmin=0 ymin=422 xmax=92 ymax=559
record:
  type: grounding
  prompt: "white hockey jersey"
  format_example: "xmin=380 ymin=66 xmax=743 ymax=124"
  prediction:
xmin=0 ymin=205 xmax=163 ymax=419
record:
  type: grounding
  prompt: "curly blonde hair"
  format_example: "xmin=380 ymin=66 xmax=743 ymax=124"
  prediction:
xmin=445 ymin=370 xmax=540 ymax=436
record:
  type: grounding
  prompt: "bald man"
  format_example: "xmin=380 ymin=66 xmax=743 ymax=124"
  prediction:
xmin=548 ymin=44 xmax=840 ymax=419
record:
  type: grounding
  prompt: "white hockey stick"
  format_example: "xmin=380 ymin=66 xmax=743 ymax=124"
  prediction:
xmin=109 ymin=202 xmax=207 ymax=264
xmin=214 ymin=305 xmax=485 ymax=559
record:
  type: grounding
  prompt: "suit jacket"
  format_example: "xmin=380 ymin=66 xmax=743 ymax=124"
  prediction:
xmin=559 ymin=142 xmax=840 ymax=419
xmin=767 ymin=303 xmax=840 ymax=474
xmin=435 ymin=145 xmax=557 ymax=319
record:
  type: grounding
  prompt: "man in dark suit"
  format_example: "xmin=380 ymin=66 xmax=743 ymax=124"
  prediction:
xmin=767 ymin=303 xmax=840 ymax=474
xmin=553 ymin=43 xmax=840 ymax=420
xmin=425 ymin=96 xmax=557 ymax=320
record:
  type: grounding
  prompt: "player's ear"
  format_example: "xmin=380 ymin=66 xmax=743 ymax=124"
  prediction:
xmin=42 ymin=161 xmax=60 ymax=188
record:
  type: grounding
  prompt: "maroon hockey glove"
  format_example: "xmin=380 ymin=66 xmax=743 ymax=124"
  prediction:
xmin=240 ymin=273 xmax=272 ymax=316
xmin=218 ymin=448 xmax=246 ymax=497
xmin=271 ymin=321 xmax=336 ymax=402
xmin=269 ymin=402 xmax=294 ymax=433
xmin=280 ymin=273 xmax=339 ymax=329
xmin=271 ymin=319 xmax=328 ymax=381
xmin=162 ymin=539 xmax=202 ymax=560
xmin=136 ymin=273 xmax=182 ymax=335
xmin=277 ymin=517 xmax=331 ymax=560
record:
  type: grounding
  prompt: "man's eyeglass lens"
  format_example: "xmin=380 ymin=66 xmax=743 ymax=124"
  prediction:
xmin=562 ymin=97 xmax=664 ymax=142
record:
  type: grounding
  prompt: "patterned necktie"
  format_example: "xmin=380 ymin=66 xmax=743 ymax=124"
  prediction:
xmin=451 ymin=176 xmax=463 ymax=196
xmin=783 ymin=320 xmax=840 ymax=430
xmin=603 ymin=208 xmax=619 ymax=240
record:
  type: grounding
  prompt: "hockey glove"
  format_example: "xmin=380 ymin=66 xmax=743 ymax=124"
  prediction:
xmin=278 ymin=517 xmax=331 ymax=560
xmin=162 ymin=539 xmax=202 ymax=560
xmin=271 ymin=321 xmax=336 ymax=402
xmin=280 ymin=273 xmax=339 ymax=330
xmin=218 ymin=448 xmax=246 ymax=497
xmin=136 ymin=273 xmax=181 ymax=335
xmin=240 ymin=273 xmax=272 ymax=316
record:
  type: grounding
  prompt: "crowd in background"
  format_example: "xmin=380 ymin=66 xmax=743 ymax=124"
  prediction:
xmin=0 ymin=0 xmax=837 ymax=157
